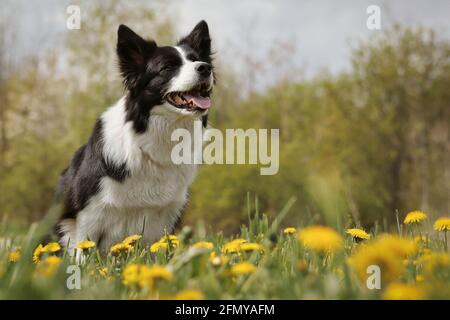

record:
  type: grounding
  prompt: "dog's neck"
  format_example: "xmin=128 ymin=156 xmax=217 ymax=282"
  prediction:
xmin=101 ymin=97 xmax=201 ymax=174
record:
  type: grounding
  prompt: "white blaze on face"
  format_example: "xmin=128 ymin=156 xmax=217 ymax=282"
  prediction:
xmin=166 ymin=46 xmax=212 ymax=93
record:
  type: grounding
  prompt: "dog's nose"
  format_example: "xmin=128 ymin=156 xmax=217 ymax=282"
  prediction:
xmin=196 ymin=62 xmax=212 ymax=77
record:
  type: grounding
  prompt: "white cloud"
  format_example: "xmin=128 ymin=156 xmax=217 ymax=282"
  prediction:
xmin=4 ymin=0 xmax=450 ymax=85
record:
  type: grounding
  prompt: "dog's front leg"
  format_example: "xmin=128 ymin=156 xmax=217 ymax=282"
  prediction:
xmin=74 ymin=211 xmax=102 ymax=265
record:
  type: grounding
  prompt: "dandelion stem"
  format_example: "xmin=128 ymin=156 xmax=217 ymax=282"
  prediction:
xmin=444 ymin=231 xmax=448 ymax=251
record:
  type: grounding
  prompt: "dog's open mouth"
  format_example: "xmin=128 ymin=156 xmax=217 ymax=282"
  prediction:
xmin=166 ymin=83 xmax=211 ymax=112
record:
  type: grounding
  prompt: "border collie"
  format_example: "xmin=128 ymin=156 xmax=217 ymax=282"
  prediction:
xmin=54 ymin=21 xmax=214 ymax=258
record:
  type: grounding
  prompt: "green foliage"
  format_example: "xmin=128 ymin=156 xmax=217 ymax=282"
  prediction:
xmin=0 ymin=203 xmax=448 ymax=299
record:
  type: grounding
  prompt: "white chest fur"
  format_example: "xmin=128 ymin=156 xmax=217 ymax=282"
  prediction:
xmin=64 ymin=98 xmax=202 ymax=253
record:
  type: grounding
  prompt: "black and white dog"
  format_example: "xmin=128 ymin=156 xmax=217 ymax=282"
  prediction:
xmin=55 ymin=21 xmax=214 ymax=258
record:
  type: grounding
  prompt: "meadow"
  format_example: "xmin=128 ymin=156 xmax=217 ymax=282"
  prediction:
xmin=0 ymin=199 xmax=448 ymax=300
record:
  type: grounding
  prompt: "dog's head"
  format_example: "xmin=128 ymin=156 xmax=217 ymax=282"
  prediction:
xmin=117 ymin=20 xmax=214 ymax=130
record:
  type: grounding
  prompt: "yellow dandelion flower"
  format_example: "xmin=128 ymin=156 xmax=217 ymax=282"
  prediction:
xmin=76 ymin=240 xmax=96 ymax=250
xmin=376 ymin=234 xmax=417 ymax=257
xmin=230 ymin=262 xmax=257 ymax=276
xmin=348 ymin=243 xmax=405 ymax=285
xmin=110 ymin=242 xmax=132 ymax=256
xmin=404 ymin=210 xmax=427 ymax=225
xmin=240 ymin=242 xmax=264 ymax=252
xmin=33 ymin=244 xmax=45 ymax=263
xmin=433 ymin=217 xmax=450 ymax=232
xmin=192 ymin=241 xmax=214 ymax=250
xmin=348 ymin=234 xmax=416 ymax=287
xmin=158 ymin=235 xmax=180 ymax=247
xmin=209 ymin=252 xmax=229 ymax=266
xmin=222 ymin=239 xmax=247 ymax=254
xmin=223 ymin=243 xmax=240 ymax=254
xmin=346 ymin=228 xmax=370 ymax=240
xmin=383 ymin=283 xmax=426 ymax=300
xmin=8 ymin=250 xmax=21 ymax=263
xmin=175 ymin=289 xmax=204 ymax=300
xmin=46 ymin=256 xmax=62 ymax=266
xmin=419 ymin=252 xmax=450 ymax=276
xmin=415 ymin=274 xmax=425 ymax=282
xmin=298 ymin=225 xmax=343 ymax=254
xmin=139 ymin=265 xmax=173 ymax=288
xmin=283 ymin=227 xmax=297 ymax=235
xmin=35 ymin=256 xmax=62 ymax=278
xmin=122 ymin=263 xmax=148 ymax=286
xmin=123 ymin=234 xmax=142 ymax=245
xmin=230 ymin=238 xmax=247 ymax=244
xmin=162 ymin=235 xmax=178 ymax=241
xmin=150 ymin=241 xmax=169 ymax=253
xmin=146 ymin=265 xmax=173 ymax=281
xmin=43 ymin=242 xmax=61 ymax=253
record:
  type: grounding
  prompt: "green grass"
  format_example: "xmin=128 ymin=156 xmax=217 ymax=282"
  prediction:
xmin=0 ymin=200 xmax=449 ymax=300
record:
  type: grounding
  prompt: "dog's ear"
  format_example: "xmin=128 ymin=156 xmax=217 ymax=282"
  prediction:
xmin=117 ymin=24 xmax=156 ymax=89
xmin=178 ymin=20 xmax=211 ymax=62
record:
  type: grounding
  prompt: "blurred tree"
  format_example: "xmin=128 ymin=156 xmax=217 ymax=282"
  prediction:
xmin=189 ymin=26 xmax=450 ymax=231
xmin=333 ymin=25 xmax=450 ymax=224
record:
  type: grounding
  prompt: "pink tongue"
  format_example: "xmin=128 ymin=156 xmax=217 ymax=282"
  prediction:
xmin=182 ymin=93 xmax=211 ymax=109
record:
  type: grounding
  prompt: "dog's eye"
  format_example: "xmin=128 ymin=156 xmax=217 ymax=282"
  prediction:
xmin=161 ymin=64 xmax=176 ymax=72
xmin=186 ymin=53 xmax=198 ymax=62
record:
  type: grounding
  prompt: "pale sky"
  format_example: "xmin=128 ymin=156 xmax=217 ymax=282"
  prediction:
xmin=2 ymin=0 xmax=450 ymax=86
